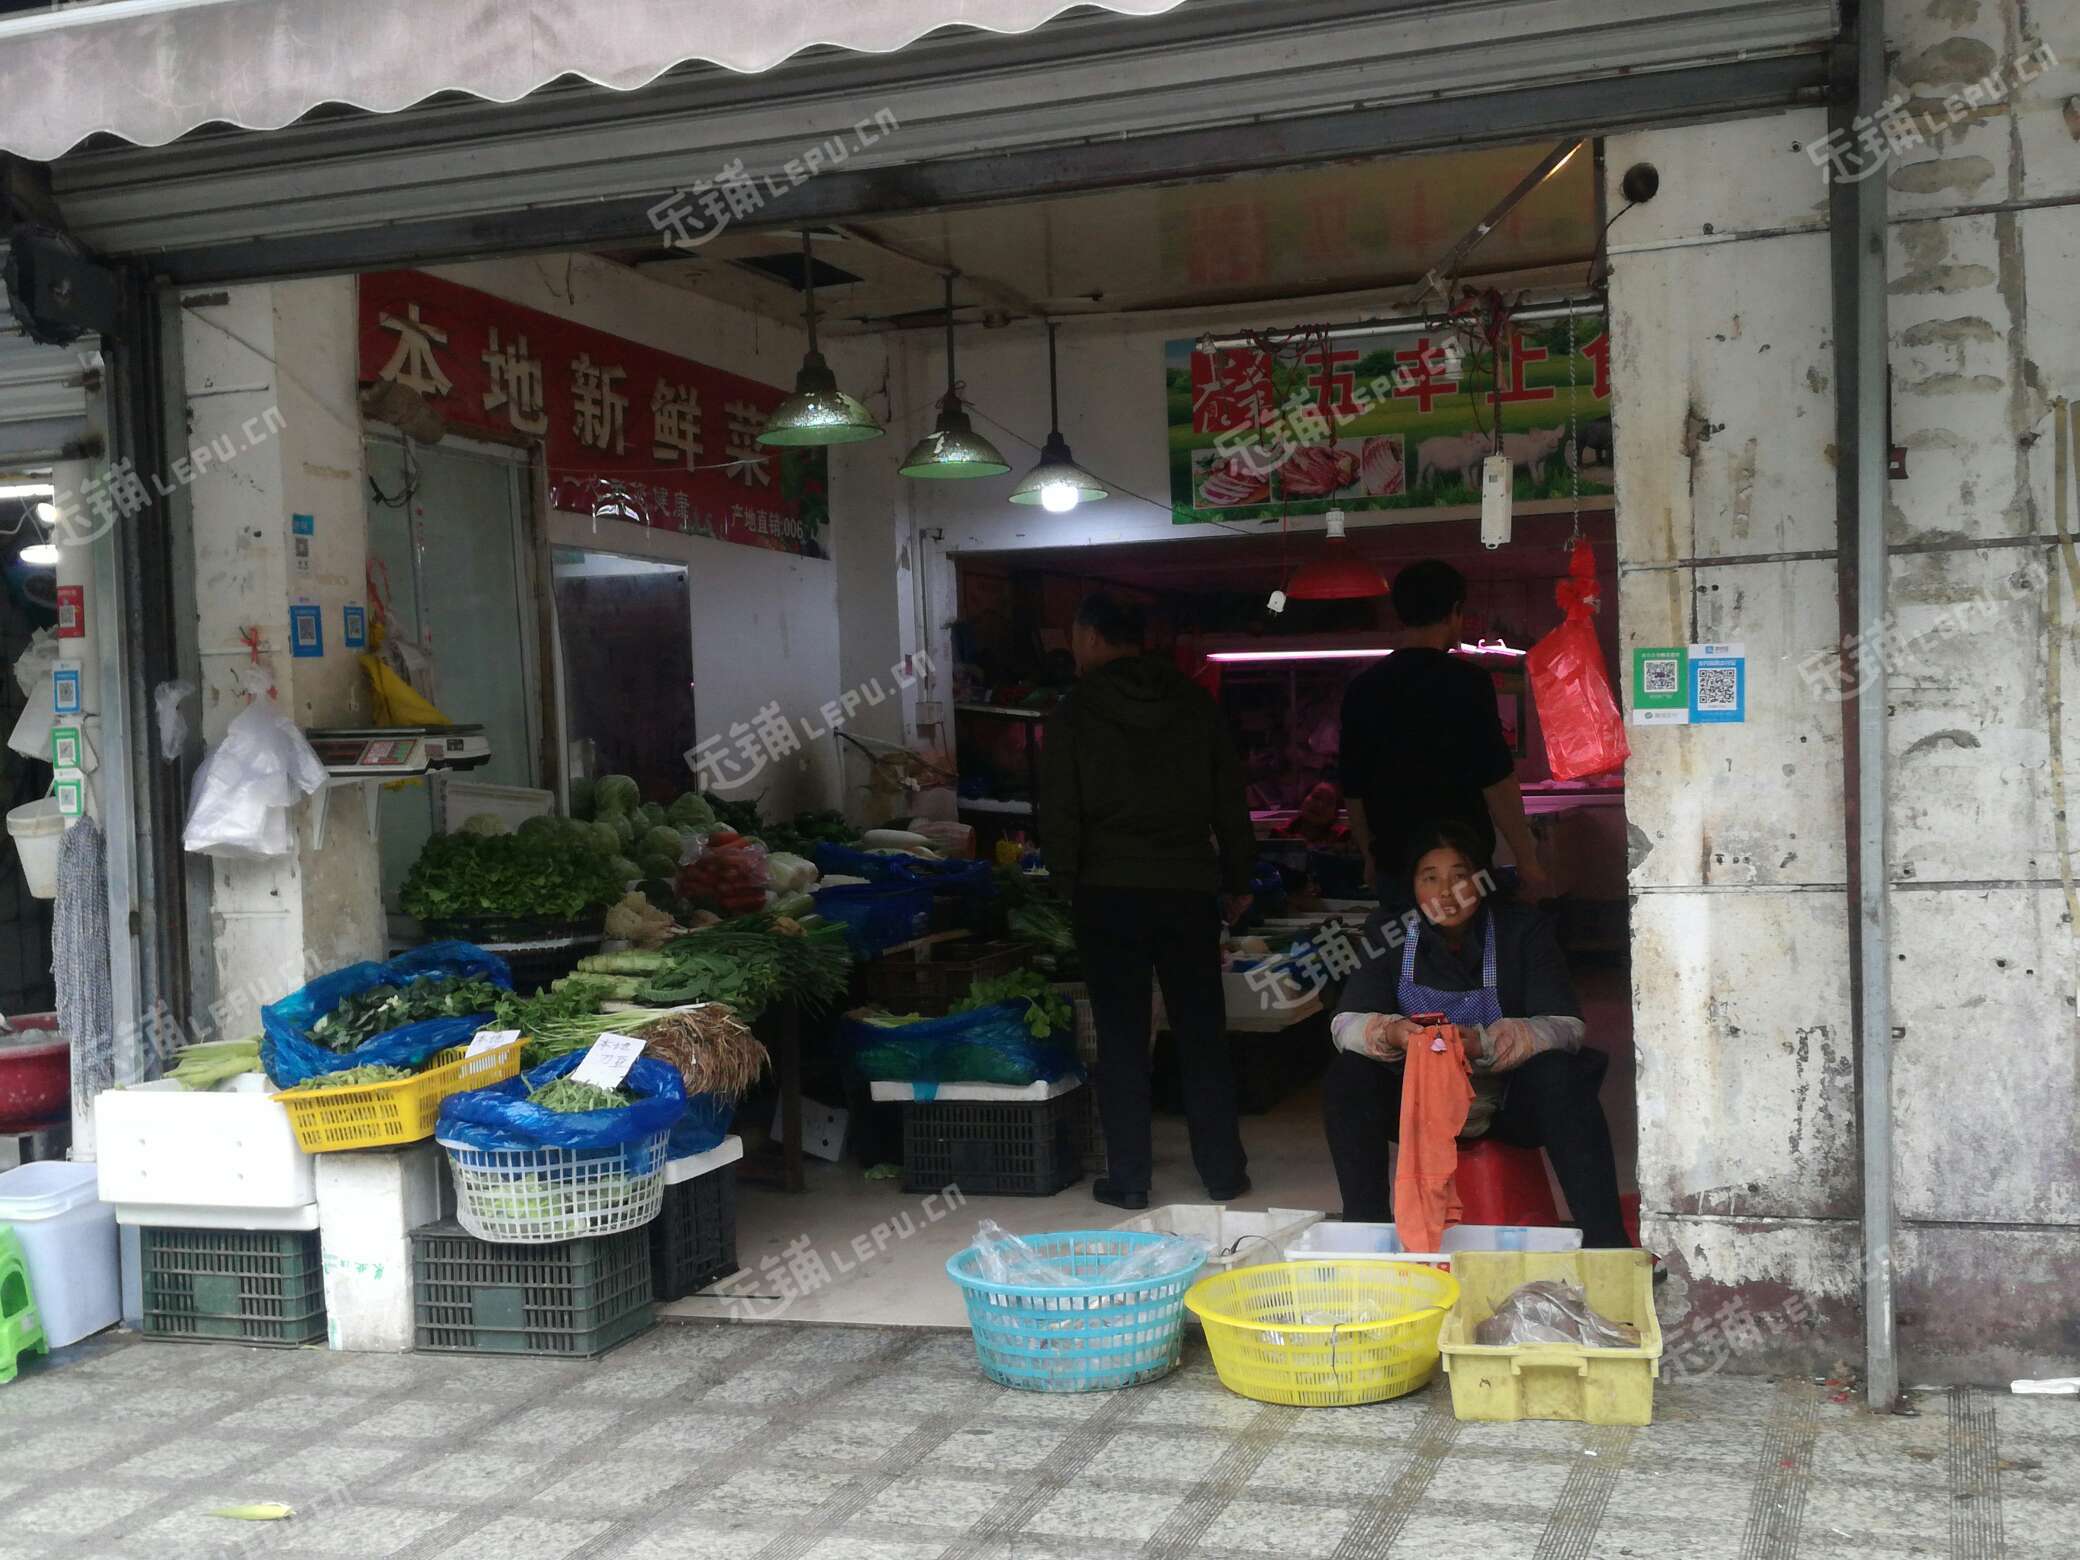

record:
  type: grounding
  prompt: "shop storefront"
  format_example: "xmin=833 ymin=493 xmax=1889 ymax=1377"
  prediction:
xmin=2 ymin=0 xmax=2073 ymax=1398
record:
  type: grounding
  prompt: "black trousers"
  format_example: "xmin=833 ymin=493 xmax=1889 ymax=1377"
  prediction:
xmin=1074 ymin=886 xmax=1246 ymax=1195
xmin=1321 ymin=1044 xmax=1631 ymax=1247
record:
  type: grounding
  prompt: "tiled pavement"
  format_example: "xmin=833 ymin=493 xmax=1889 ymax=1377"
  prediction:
xmin=2 ymin=1322 xmax=2070 ymax=1559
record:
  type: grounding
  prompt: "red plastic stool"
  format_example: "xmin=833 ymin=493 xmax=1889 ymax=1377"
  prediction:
xmin=1453 ymin=1138 xmax=1562 ymax=1226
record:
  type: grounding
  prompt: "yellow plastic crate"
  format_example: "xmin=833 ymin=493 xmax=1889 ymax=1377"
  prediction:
xmin=272 ymin=1041 xmax=523 ymax=1152
xmin=1184 ymin=1259 xmax=1459 ymax=1407
xmin=1438 ymin=1250 xmax=1662 ymax=1426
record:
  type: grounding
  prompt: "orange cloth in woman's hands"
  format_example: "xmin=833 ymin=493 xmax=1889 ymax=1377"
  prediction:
xmin=1394 ymin=1021 xmax=1473 ymax=1254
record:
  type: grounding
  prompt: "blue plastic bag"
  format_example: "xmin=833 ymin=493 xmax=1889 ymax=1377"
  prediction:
xmin=847 ymin=1002 xmax=1083 ymax=1091
xmin=812 ymin=841 xmax=908 ymax=883
xmin=669 ymin=1091 xmax=737 ymax=1158
xmin=813 ymin=882 xmax=932 ymax=955
xmin=261 ymin=941 xmax=512 ymax=1088
xmin=894 ymin=856 xmax=995 ymax=897
xmin=436 ymin=1053 xmax=687 ymax=1159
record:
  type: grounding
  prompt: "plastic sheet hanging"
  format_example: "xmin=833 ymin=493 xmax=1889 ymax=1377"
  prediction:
xmin=847 ymin=1002 xmax=1082 ymax=1093
xmin=181 ymin=678 xmax=331 ymax=858
xmin=260 ymin=941 xmax=512 ymax=1088
xmin=1525 ymin=536 xmax=1630 ymax=781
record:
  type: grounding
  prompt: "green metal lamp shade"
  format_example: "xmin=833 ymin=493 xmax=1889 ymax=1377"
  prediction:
xmin=899 ymin=401 xmax=1009 ymax=479
xmin=1008 ymin=430 xmax=1108 ymax=509
xmin=756 ymin=351 xmax=885 ymax=447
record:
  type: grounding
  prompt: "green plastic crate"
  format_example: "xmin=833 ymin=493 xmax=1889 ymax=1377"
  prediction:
xmin=140 ymin=1228 xmax=327 ymax=1346
xmin=410 ymin=1219 xmax=653 ymax=1358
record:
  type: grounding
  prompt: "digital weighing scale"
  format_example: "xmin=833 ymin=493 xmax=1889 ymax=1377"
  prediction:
xmin=304 ymin=724 xmax=492 ymax=847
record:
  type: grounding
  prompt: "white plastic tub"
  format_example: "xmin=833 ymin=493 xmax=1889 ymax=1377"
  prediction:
xmin=0 ymin=1160 xmax=119 ymax=1346
xmin=95 ymin=1074 xmax=318 ymax=1230
xmin=1285 ymin=1220 xmax=1584 ymax=1267
xmin=1112 ymin=1204 xmax=1326 ymax=1273
xmin=6 ymin=798 xmax=65 ymax=900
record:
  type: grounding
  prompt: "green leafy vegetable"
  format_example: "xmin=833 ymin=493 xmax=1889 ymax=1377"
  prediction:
xmin=526 ymin=1078 xmax=632 ymax=1113
xmin=400 ymin=831 xmax=626 ymax=924
xmin=667 ymin=792 xmax=716 ymax=830
xmin=953 ymin=970 xmax=1072 ymax=1040
xmin=595 ymin=774 xmax=642 ymax=815
xmin=307 ymin=975 xmax=506 ymax=1053
xmin=285 ymin=1063 xmax=413 ymax=1090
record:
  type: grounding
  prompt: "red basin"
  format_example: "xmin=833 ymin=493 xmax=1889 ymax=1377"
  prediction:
xmin=0 ymin=1012 xmax=69 ymax=1131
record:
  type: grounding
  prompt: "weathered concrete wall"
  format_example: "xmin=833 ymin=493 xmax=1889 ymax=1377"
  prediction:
xmin=1611 ymin=0 xmax=2080 ymax=1382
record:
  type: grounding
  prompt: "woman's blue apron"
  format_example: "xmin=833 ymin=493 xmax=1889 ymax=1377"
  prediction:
xmin=1397 ymin=915 xmax=1503 ymax=1031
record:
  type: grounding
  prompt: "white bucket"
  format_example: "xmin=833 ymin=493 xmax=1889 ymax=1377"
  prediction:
xmin=0 ymin=1161 xmax=120 ymax=1347
xmin=6 ymin=798 xmax=65 ymax=900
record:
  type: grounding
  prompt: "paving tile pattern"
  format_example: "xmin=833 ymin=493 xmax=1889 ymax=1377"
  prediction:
xmin=0 ymin=1324 xmax=2069 ymax=1559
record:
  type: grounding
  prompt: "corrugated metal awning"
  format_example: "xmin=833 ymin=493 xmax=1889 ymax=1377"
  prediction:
xmin=0 ymin=245 xmax=93 ymax=466
xmin=0 ymin=0 xmax=1188 ymax=162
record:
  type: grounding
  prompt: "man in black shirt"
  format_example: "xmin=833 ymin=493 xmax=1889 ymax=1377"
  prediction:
xmin=1338 ymin=559 xmax=1552 ymax=900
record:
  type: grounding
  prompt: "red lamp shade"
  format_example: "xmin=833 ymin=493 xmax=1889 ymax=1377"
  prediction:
xmin=1282 ymin=508 xmax=1386 ymax=600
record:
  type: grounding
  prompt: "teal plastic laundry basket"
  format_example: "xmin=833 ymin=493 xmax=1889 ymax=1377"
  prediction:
xmin=946 ymin=1229 xmax=1208 ymax=1392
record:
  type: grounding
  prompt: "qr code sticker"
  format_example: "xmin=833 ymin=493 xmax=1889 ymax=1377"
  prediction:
xmin=1642 ymin=657 xmax=1679 ymax=695
xmin=1695 ymin=665 xmax=1740 ymax=710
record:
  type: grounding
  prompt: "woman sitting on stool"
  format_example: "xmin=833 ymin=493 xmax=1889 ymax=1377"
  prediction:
xmin=1322 ymin=821 xmax=1632 ymax=1248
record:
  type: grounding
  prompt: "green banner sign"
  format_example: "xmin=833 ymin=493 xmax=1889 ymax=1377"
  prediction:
xmin=1165 ymin=312 xmax=1613 ymax=524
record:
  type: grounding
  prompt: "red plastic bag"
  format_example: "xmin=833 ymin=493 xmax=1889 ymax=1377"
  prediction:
xmin=1527 ymin=539 xmax=1629 ymax=781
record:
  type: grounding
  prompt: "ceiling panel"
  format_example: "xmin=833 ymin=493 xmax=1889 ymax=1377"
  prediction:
xmin=609 ymin=140 xmax=1595 ymax=332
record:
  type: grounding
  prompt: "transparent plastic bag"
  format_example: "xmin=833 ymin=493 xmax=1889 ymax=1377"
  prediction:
xmin=182 ymin=694 xmax=330 ymax=858
xmin=968 ymin=1219 xmax=1211 ymax=1290
xmin=1473 ymin=1280 xmax=1641 ymax=1348
xmin=154 ymin=679 xmax=195 ymax=762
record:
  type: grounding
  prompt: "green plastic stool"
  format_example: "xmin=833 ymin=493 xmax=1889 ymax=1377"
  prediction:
xmin=0 ymin=1224 xmax=47 ymax=1384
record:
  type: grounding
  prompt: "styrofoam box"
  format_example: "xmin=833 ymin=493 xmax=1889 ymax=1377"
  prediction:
xmin=1113 ymin=1205 xmax=1327 ymax=1272
xmin=95 ymin=1073 xmax=318 ymax=1230
xmin=867 ymin=1076 xmax=1082 ymax=1104
xmin=665 ymin=1134 xmax=744 ymax=1186
xmin=1286 ymin=1221 xmax=1584 ymax=1266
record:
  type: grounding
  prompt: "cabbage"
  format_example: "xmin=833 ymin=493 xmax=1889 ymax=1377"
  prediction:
xmin=639 ymin=851 xmax=679 ymax=882
xmin=516 ymin=814 xmax=562 ymax=841
xmin=460 ymin=813 xmax=506 ymax=837
xmin=667 ymin=792 xmax=716 ymax=830
xmin=611 ymin=813 xmax=637 ymax=847
xmin=586 ymin=820 xmax=622 ymax=856
xmin=640 ymin=825 xmax=684 ymax=862
xmin=568 ymin=776 xmax=597 ymax=820
xmin=638 ymin=801 xmax=667 ymax=828
xmin=607 ymin=855 xmax=642 ymax=883
xmin=595 ymin=774 xmax=641 ymax=816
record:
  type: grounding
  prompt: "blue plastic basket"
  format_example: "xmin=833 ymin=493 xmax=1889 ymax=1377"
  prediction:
xmin=812 ymin=882 xmax=933 ymax=955
xmin=945 ymin=1230 xmax=1209 ymax=1392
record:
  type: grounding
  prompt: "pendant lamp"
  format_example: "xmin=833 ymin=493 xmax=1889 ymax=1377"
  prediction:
xmin=1009 ymin=321 xmax=1106 ymax=512
xmin=1285 ymin=509 xmax=1389 ymax=600
xmin=758 ymin=231 xmax=884 ymax=447
xmin=899 ymin=274 xmax=1009 ymax=480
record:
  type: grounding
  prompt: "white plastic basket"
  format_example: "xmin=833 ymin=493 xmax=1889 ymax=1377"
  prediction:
xmin=1284 ymin=1221 xmax=1584 ymax=1266
xmin=438 ymin=1130 xmax=670 ymax=1243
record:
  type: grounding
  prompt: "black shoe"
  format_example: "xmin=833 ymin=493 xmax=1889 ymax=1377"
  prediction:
xmin=1206 ymin=1174 xmax=1253 ymax=1203
xmin=1092 ymin=1178 xmax=1148 ymax=1212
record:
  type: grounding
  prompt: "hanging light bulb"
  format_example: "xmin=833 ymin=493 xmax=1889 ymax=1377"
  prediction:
xmin=1284 ymin=509 xmax=1389 ymax=600
xmin=758 ymin=231 xmax=884 ymax=447
xmin=900 ymin=274 xmax=1009 ymax=481
xmin=1010 ymin=321 xmax=1106 ymax=512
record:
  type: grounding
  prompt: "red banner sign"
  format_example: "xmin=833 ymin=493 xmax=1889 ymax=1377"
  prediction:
xmin=356 ymin=270 xmax=827 ymax=556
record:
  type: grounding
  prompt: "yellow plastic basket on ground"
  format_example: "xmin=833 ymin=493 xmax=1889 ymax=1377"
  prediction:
xmin=1438 ymin=1250 xmax=1662 ymax=1426
xmin=1184 ymin=1259 xmax=1460 ymax=1407
xmin=272 ymin=1040 xmax=523 ymax=1152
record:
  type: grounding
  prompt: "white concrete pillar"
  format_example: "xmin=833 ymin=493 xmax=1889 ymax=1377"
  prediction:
xmin=181 ymin=278 xmax=382 ymax=1041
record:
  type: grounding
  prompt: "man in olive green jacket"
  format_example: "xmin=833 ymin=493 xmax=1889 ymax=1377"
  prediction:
xmin=1039 ymin=593 xmax=1254 ymax=1210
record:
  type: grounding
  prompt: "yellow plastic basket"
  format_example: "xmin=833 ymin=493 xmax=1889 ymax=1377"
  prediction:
xmin=1184 ymin=1259 xmax=1460 ymax=1407
xmin=272 ymin=1040 xmax=523 ymax=1153
xmin=1438 ymin=1250 xmax=1662 ymax=1426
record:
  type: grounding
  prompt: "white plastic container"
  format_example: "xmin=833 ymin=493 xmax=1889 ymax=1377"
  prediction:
xmin=316 ymin=1143 xmax=442 ymax=1352
xmin=6 ymin=798 xmax=65 ymax=900
xmin=1112 ymin=1204 xmax=1327 ymax=1273
xmin=665 ymin=1133 xmax=744 ymax=1187
xmin=95 ymin=1074 xmax=318 ymax=1230
xmin=868 ymin=1076 xmax=1081 ymax=1104
xmin=0 ymin=1160 xmax=119 ymax=1346
xmin=1285 ymin=1220 xmax=1584 ymax=1267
